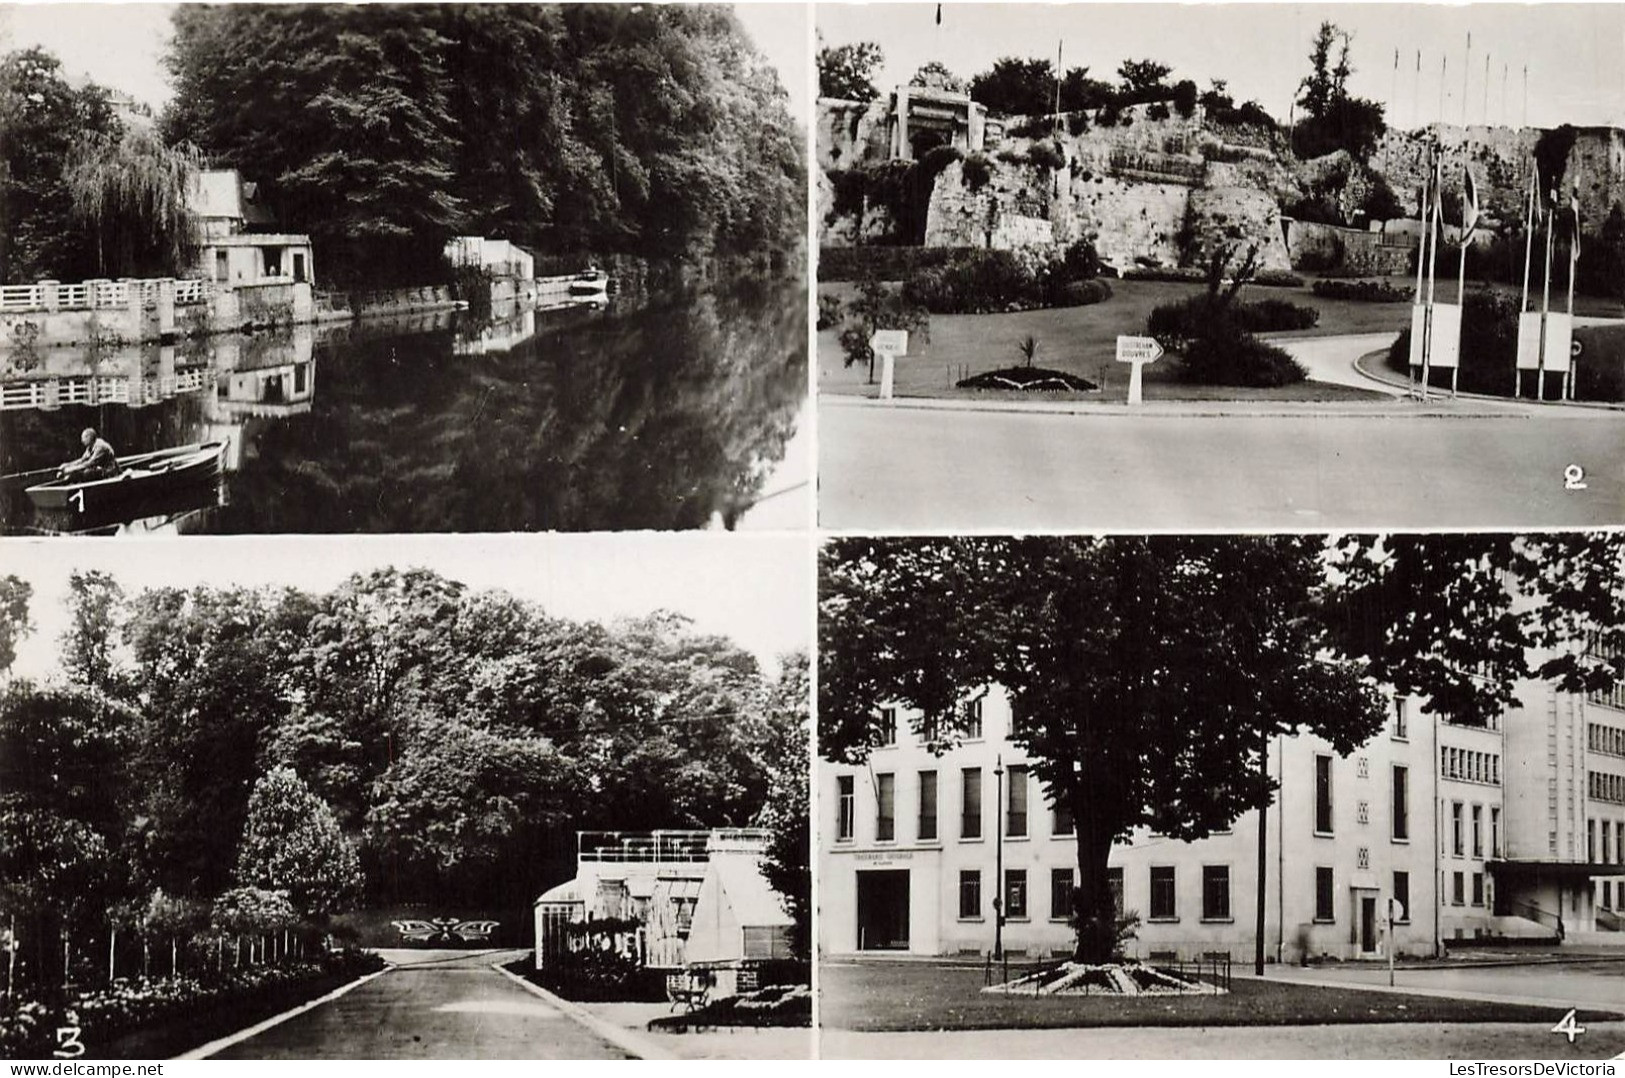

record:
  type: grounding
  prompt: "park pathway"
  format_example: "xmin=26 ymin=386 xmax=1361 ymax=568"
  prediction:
xmin=203 ymin=949 xmax=634 ymax=1060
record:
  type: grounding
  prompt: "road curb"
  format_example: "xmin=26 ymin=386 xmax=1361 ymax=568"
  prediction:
xmin=491 ymin=961 xmax=678 ymax=1061
xmin=1351 ymin=349 xmax=1625 ymax=412
xmin=821 ymin=393 xmax=1524 ymax=422
xmin=1251 ymin=969 xmax=1625 ymax=1016
xmin=173 ymin=961 xmax=395 ymax=1059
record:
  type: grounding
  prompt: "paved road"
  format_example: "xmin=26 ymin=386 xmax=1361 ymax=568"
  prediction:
xmin=1275 ymin=958 xmax=1625 ymax=1012
xmin=1276 ymin=333 xmax=1406 ymax=396
xmin=208 ymin=949 xmax=632 ymax=1060
xmin=819 ymin=396 xmax=1625 ymax=530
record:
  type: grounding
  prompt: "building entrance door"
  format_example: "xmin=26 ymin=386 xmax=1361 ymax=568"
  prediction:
xmin=293 ymin=253 xmax=308 ymax=283
xmin=1360 ymin=895 xmax=1378 ymax=954
xmin=856 ymin=869 xmax=910 ymax=951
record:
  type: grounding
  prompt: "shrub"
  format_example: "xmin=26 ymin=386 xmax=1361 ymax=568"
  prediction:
xmin=1179 ymin=327 xmax=1307 ymax=386
xmin=902 ymin=249 xmax=1043 ymax=313
xmin=1050 ymin=278 xmax=1113 ymax=307
xmin=1252 ymin=269 xmax=1306 ymax=288
xmin=1054 ymin=238 xmax=1101 ymax=283
xmin=1028 ymin=140 xmax=1066 ymax=170
xmin=961 ymin=152 xmax=994 ymax=191
xmin=1383 ymin=289 xmax=1520 ymax=395
xmin=817 ymin=293 xmax=842 ymax=330
xmin=839 ymin=274 xmax=932 ymax=377
xmin=1147 ymin=102 xmax=1171 ymax=122
xmin=818 ymin=246 xmax=970 ymax=282
xmin=1312 ymin=278 xmax=1409 ymax=303
xmin=1007 ymin=116 xmax=1051 ymax=139
xmin=1148 ymin=294 xmax=1318 ymax=339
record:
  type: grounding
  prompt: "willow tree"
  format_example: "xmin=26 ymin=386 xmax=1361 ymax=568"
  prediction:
xmin=64 ymin=125 xmax=201 ymax=278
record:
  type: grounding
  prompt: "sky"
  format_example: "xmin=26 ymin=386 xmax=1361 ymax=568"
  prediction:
xmin=1 ymin=533 xmax=811 ymax=682
xmin=0 ymin=2 xmax=811 ymax=121
xmin=818 ymin=3 xmax=1625 ymax=131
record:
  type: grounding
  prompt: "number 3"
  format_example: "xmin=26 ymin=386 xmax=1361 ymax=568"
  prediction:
xmin=54 ymin=1025 xmax=85 ymax=1059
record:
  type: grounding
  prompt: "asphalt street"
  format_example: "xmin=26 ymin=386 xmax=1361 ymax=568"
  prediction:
xmin=206 ymin=950 xmax=633 ymax=1060
xmin=819 ymin=396 xmax=1625 ymax=530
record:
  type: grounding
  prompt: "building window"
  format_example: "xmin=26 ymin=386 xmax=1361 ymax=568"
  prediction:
xmin=1394 ymin=697 xmax=1409 ymax=740
xmin=836 ymin=776 xmax=855 ymax=841
xmin=1452 ymin=802 xmax=1464 ymax=857
xmin=1586 ymin=638 xmax=1625 ymax=710
xmin=1357 ymin=756 xmax=1369 ymax=779
xmin=1588 ymin=818 xmax=1596 ymax=862
xmin=1202 ymin=865 xmax=1231 ymax=921
xmin=1052 ymin=793 xmax=1074 ymax=837
xmin=918 ymin=770 xmax=938 ymax=842
xmin=959 ymin=870 xmax=981 ymax=919
xmin=876 ymin=773 xmax=895 ymax=842
xmin=1357 ymin=800 xmax=1370 ymax=825
xmin=1452 ymin=871 xmax=1465 ymax=906
xmin=1590 ymin=771 xmax=1625 ymax=804
xmin=1491 ymin=807 xmax=1501 ymax=858
xmin=1472 ymin=805 xmax=1483 ymax=858
xmin=1604 ymin=820 xmax=1614 ymax=864
xmin=1314 ymin=754 xmax=1334 ymax=834
xmin=1004 ymin=869 xmax=1027 ymax=919
xmin=1472 ymin=871 xmax=1485 ymax=906
xmin=1314 ymin=866 xmax=1334 ymax=922
xmin=1150 ymin=866 xmax=1176 ymax=920
xmin=962 ymin=697 xmax=984 ymax=740
xmin=1357 ymin=847 xmax=1370 ymax=870
xmin=1050 ymin=868 xmax=1075 ymax=921
xmin=1108 ymin=866 xmax=1124 ymax=917
xmin=879 ymin=707 xmax=898 ymax=746
xmin=1006 ymin=765 xmax=1028 ymax=838
xmin=961 ymin=768 xmax=982 ymax=839
xmin=1393 ymin=871 xmax=1411 ymax=922
xmin=1590 ymin=722 xmax=1625 ymax=757
xmin=1392 ymin=765 xmax=1409 ymax=841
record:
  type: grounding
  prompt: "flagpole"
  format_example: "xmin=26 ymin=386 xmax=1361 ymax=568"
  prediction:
xmin=1424 ymin=173 xmax=1441 ymax=400
xmin=1412 ymin=148 xmax=1431 ymax=398
xmin=1439 ymin=54 xmax=1448 ymax=123
xmin=1539 ymin=190 xmax=1554 ymax=402
xmin=1456 ymin=172 xmax=1468 ymax=399
xmin=1482 ymin=52 xmax=1490 ymax=125
xmin=1461 ymin=32 xmax=1471 ymax=127
xmin=1518 ymin=167 xmax=1536 ymax=397
xmin=1567 ymin=191 xmax=1579 ymax=400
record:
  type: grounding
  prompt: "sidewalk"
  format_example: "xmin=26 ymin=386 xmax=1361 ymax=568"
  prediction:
xmin=821 ymin=391 xmax=1536 ymax=421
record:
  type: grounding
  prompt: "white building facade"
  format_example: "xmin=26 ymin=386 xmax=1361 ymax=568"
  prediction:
xmin=820 ymin=669 xmax=1625 ymax=964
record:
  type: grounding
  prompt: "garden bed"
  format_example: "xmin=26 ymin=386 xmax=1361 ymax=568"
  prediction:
xmin=957 ymin=366 xmax=1099 ymax=392
xmin=648 ymin=983 xmax=810 ymax=1033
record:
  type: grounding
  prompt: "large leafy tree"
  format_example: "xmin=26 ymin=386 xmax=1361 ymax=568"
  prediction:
xmin=61 ymin=569 xmax=124 ymax=694
xmin=0 ymin=575 xmax=32 ymax=675
xmin=64 ymin=125 xmax=202 ymax=278
xmin=1293 ymin=22 xmax=1386 ymax=161
xmin=817 ymin=40 xmax=884 ymax=103
xmin=969 ymin=57 xmax=1058 ymax=117
xmin=754 ymin=651 xmax=810 ymax=958
xmin=235 ymin=766 xmax=362 ymax=918
xmin=821 ymin=536 xmax=1384 ymax=963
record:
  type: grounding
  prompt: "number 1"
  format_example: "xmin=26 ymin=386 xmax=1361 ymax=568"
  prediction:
xmin=69 ymin=489 xmax=85 ymax=514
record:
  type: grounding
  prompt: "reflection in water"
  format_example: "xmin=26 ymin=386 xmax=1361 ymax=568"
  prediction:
xmin=1 ymin=281 xmax=806 ymax=533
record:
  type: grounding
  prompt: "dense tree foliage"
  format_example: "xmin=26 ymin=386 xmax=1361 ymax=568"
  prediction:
xmin=163 ymin=4 xmax=804 ymax=287
xmin=970 ymin=57 xmax=1059 ymax=117
xmin=752 ymin=652 xmax=810 ymax=958
xmin=65 ymin=120 xmax=203 ymax=278
xmin=0 ymin=575 xmax=31 ymax=674
xmin=820 ymin=533 xmax=1623 ymax=963
xmin=817 ymin=40 xmax=884 ymax=103
xmin=1293 ymin=22 xmax=1386 ymax=161
xmin=236 ymin=768 xmax=363 ymax=918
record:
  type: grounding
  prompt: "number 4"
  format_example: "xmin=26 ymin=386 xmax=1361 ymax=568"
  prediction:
xmin=1551 ymin=1008 xmax=1586 ymax=1044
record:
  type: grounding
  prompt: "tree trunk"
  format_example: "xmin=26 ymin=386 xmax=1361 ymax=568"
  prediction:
xmin=62 ymin=930 xmax=70 ymax=988
xmin=6 ymin=915 xmax=15 ymax=1000
xmin=108 ymin=928 xmax=116 ymax=984
xmin=171 ymin=937 xmax=177 ymax=977
xmin=142 ymin=939 xmax=150 ymax=978
xmin=1071 ymin=792 xmax=1120 ymax=965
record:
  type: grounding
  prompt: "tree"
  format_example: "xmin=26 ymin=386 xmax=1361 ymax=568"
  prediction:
xmin=1577 ymin=202 xmax=1625 ymax=303
xmin=1293 ymin=23 xmax=1385 ymax=161
xmin=64 ymin=125 xmax=201 ymax=278
xmin=0 ymin=576 xmax=32 ymax=675
xmin=1058 ymin=67 xmax=1113 ymax=113
xmin=818 ymin=40 xmax=884 ymax=102
xmin=838 ymin=273 xmax=930 ymax=383
xmin=910 ymin=61 xmax=965 ymax=94
xmin=61 ymin=570 xmax=123 ymax=693
xmin=235 ymin=767 xmax=362 ymax=918
xmin=969 ymin=57 xmax=1057 ymax=117
xmin=1116 ymin=59 xmax=1172 ymax=96
xmin=753 ymin=652 xmax=810 ymax=958
xmin=819 ymin=536 xmax=1386 ymax=963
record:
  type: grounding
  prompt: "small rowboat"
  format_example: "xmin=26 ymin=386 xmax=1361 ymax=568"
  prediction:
xmin=569 ymin=268 xmax=609 ymax=296
xmin=25 ymin=441 xmax=227 ymax=514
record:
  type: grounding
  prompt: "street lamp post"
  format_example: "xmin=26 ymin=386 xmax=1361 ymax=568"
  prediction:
xmin=994 ymin=755 xmax=1005 ymax=961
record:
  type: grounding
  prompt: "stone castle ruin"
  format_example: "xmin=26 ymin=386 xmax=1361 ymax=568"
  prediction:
xmin=818 ymin=84 xmax=1625 ymax=277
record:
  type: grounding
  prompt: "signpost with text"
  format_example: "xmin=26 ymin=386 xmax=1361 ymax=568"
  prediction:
xmin=871 ymin=329 xmax=908 ymax=401
xmin=1116 ymin=335 xmax=1164 ymax=405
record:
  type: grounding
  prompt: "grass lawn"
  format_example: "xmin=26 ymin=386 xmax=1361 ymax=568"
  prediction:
xmin=819 ymin=962 xmax=1624 ymax=1032
xmin=818 ymin=275 xmax=1625 ymax=403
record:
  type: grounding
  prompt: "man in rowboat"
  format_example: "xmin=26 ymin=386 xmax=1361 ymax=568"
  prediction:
xmin=60 ymin=428 xmax=118 ymax=480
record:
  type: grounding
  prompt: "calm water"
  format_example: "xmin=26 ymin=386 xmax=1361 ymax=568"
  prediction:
xmin=0 ymin=280 xmax=807 ymax=534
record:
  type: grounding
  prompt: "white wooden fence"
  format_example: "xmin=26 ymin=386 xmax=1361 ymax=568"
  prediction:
xmin=0 ymin=278 xmax=212 ymax=314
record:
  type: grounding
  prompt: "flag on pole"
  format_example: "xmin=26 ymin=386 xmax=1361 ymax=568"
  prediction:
xmin=1570 ymin=188 xmax=1582 ymax=262
xmin=1462 ymin=167 xmax=1480 ymax=243
xmin=936 ymin=3 xmax=942 ymax=24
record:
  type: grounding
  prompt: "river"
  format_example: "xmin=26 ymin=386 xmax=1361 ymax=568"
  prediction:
xmin=0 ymin=279 xmax=807 ymax=534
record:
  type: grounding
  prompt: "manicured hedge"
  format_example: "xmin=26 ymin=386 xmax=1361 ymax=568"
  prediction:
xmin=1148 ymin=295 xmax=1319 ymax=339
xmin=1123 ymin=266 xmax=1305 ymax=288
xmin=818 ymin=246 xmax=974 ymax=282
xmin=1312 ymin=279 xmax=1411 ymax=303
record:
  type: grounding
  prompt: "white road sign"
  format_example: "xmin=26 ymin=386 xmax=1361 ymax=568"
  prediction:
xmin=1116 ymin=335 xmax=1164 ymax=364
xmin=870 ymin=329 xmax=909 ymax=356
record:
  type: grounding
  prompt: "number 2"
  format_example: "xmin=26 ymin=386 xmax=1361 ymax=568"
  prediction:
xmin=1563 ymin=465 xmax=1587 ymax=491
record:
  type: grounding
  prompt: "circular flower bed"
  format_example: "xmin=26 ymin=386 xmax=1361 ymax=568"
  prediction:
xmin=957 ymin=367 xmax=1098 ymax=392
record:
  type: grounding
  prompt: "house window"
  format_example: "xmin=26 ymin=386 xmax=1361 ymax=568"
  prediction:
xmin=1314 ymin=754 xmax=1334 ymax=834
xmin=1357 ymin=800 xmax=1370 ymax=825
xmin=1394 ymin=697 xmax=1409 ymax=739
xmin=1108 ymin=866 xmax=1124 ymax=917
xmin=1150 ymin=866 xmax=1176 ymax=920
xmin=961 ymin=768 xmax=982 ymax=839
xmin=1314 ymin=866 xmax=1334 ymax=922
xmin=214 ymin=250 xmax=229 ymax=281
xmin=836 ymin=776 xmax=855 ymax=841
xmin=879 ymin=707 xmax=898 ymax=746
xmin=1006 ymin=765 xmax=1028 ymax=838
xmin=1004 ymin=870 xmax=1027 ymax=919
xmin=876 ymin=773 xmax=895 ymax=842
xmin=1452 ymin=871 xmax=1465 ymax=906
xmin=918 ymin=770 xmax=938 ymax=841
xmin=1472 ymin=872 xmax=1485 ymax=906
xmin=1357 ymin=756 xmax=1369 ymax=779
xmin=1357 ymin=847 xmax=1370 ymax=870
xmin=1202 ymin=865 xmax=1231 ymax=921
xmin=1393 ymin=871 xmax=1410 ymax=922
xmin=1050 ymin=868 xmax=1075 ymax=920
xmin=1052 ymin=793 xmax=1074 ymax=837
xmin=1472 ymin=805 xmax=1483 ymax=858
xmin=1452 ymin=802 xmax=1464 ymax=857
xmin=262 ymin=247 xmax=282 ymax=277
xmin=1392 ymin=766 xmax=1409 ymax=841
xmin=962 ymin=697 xmax=983 ymax=739
xmin=959 ymin=871 xmax=981 ymax=919
xmin=1491 ymin=807 xmax=1501 ymax=857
